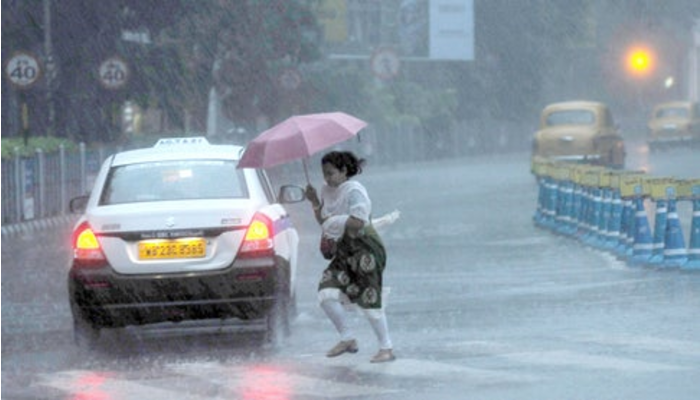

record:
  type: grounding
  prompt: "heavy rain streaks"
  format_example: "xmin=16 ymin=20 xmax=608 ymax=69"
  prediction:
xmin=3 ymin=142 xmax=700 ymax=399
xmin=3 ymin=1 xmax=700 ymax=399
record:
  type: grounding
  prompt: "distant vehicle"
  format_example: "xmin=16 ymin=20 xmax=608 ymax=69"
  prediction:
xmin=531 ymin=100 xmax=626 ymax=169
xmin=647 ymin=101 xmax=700 ymax=151
xmin=67 ymin=137 xmax=305 ymax=347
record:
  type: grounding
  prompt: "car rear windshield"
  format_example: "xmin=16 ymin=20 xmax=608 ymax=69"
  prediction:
xmin=655 ymin=107 xmax=689 ymax=119
xmin=99 ymin=160 xmax=248 ymax=205
xmin=546 ymin=110 xmax=596 ymax=126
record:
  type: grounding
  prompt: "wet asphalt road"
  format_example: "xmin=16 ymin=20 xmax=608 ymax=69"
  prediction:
xmin=2 ymin=142 xmax=699 ymax=400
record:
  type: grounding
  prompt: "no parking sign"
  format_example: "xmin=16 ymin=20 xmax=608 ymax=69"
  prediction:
xmin=278 ymin=68 xmax=302 ymax=90
xmin=370 ymin=47 xmax=401 ymax=80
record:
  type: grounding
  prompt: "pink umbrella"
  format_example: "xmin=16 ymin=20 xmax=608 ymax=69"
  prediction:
xmin=237 ymin=112 xmax=367 ymax=182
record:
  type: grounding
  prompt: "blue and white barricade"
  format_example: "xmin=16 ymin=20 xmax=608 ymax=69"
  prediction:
xmin=615 ymin=197 xmax=634 ymax=258
xmin=604 ymin=173 xmax=623 ymax=250
xmin=647 ymin=198 xmax=668 ymax=265
xmin=532 ymin=157 xmax=552 ymax=227
xmin=663 ymin=197 xmax=687 ymax=268
xmin=578 ymin=167 xmax=603 ymax=244
xmin=570 ymin=170 xmax=584 ymax=236
xmin=530 ymin=160 xmax=698 ymax=273
xmin=680 ymin=181 xmax=700 ymax=270
xmin=644 ymin=178 xmax=690 ymax=268
xmin=619 ymin=174 xmax=649 ymax=263
xmin=646 ymin=178 xmax=672 ymax=266
xmin=629 ymin=196 xmax=654 ymax=266
xmin=685 ymin=196 xmax=700 ymax=270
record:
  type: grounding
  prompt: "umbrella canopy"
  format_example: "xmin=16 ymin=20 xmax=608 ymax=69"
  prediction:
xmin=237 ymin=112 xmax=367 ymax=180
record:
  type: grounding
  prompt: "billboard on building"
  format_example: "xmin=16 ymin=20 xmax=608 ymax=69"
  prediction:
xmin=428 ymin=0 xmax=474 ymax=60
xmin=315 ymin=0 xmax=348 ymax=43
xmin=315 ymin=0 xmax=474 ymax=61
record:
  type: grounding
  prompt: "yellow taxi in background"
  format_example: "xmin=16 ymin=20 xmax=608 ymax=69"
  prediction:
xmin=647 ymin=101 xmax=700 ymax=151
xmin=531 ymin=101 xmax=626 ymax=169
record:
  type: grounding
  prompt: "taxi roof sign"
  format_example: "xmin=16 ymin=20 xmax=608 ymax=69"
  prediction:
xmin=155 ymin=137 xmax=210 ymax=147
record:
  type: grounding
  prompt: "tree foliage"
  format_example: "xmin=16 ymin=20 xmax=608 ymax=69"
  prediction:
xmin=1 ymin=0 xmax=321 ymax=142
xmin=2 ymin=0 xmax=699 ymax=145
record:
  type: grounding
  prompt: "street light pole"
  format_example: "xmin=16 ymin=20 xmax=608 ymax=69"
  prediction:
xmin=690 ymin=19 xmax=700 ymax=102
xmin=44 ymin=0 xmax=56 ymax=137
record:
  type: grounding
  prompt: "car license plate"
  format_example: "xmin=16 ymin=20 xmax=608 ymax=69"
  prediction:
xmin=138 ymin=238 xmax=206 ymax=259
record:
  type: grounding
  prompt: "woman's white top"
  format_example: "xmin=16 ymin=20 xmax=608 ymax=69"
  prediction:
xmin=320 ymin=180 xmax=371 ymax=240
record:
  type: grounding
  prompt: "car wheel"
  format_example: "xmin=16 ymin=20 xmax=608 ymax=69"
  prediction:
xmin=289 ymin=292 xmax=298 ymax=319
xmin=73 ymin=315 xmax=100 ymax=349
xmin=265 ymin=300 xmax=287 ymax=346
xmin=265 ymin=296 xmax=291 ymax=346
xmin=265 ymin=268 xmax=292 ymax=345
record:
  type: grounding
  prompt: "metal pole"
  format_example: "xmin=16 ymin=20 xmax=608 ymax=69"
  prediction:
xmin=44 ymin=0 xmax=56 ymax=136
xmin=80 ymin=142 xmax=87 ymax=194
xmin=37 ymin=148 xmax=45 ymax=218
xmin=14 ymin=147 xmax=22 ymax=223
xmin=60 ymin=144 xmax=66 ymax=214
xmin=690 ymin=19 xmax=700 ymax=102
xmin=21 ymin=94 xmax=29 ymax=146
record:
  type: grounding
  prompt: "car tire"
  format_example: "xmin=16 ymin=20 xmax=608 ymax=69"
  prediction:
xmin=289 ymin=292 xmax=298 ymax=319
xmin=73 ymin=315 xmax=100 ymax=349
xmin=265 ymin=267 xmax=293 ymax=345
xmin=265 ymin=297 xmax=291 ymax=346
xmin=265 ymin=300 xmax=287 ymax=346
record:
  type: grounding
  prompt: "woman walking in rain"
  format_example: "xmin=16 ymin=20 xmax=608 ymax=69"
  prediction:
xmin=305 ymin=150 xmax=395 ymax=363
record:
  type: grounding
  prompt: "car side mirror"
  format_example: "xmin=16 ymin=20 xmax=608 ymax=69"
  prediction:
xmin=69 ymin=195 xmax=89 ymax=214
xmin=278 ymin=185 xmax=305 ymax=204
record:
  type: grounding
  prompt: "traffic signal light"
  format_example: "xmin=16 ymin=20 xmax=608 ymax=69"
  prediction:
xmin=625 ymin=45 xmax=655 ymax=78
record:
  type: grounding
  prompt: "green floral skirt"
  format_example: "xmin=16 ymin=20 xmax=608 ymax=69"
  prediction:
xmin=318 ymin=225 xmax=387 ymax=309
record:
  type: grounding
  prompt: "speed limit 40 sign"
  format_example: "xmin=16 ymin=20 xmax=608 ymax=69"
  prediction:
xmin=99 ymin=57 xmax=129 ymax=90
xmin=4 ymin=52 xmax=42 ymax=89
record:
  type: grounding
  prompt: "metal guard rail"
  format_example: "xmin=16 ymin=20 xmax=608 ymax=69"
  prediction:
xmin=1 ymin=143 xmax=115 ymax=227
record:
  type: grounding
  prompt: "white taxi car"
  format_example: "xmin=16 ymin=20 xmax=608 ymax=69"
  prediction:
xmin=68 ymin=137 xmax=305 ymax=347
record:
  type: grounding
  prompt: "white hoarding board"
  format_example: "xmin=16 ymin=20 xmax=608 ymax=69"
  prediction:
xmin=429 ymin=0 xmax=474 ymax=61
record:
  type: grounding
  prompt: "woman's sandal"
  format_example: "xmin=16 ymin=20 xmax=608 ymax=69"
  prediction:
xmin=326 ymin=339 xmax=359 ymax=357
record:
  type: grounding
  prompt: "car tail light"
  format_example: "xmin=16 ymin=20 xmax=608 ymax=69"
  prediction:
xmin=239 ymin=213 xmax=274 ymax=256
xmin=72 ymin=221 xmax=106 ymax=261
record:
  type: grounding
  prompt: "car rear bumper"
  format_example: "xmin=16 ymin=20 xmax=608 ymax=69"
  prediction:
xmin=648 ymin=135 xmax=694 ymax=143
xmin=69 ymin=255 xmax=286 ymax=328
xmin=548 ymin=154 xmax=602 ymax=162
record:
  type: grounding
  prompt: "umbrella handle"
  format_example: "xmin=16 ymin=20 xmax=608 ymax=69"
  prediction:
xmin=302 ymin=158 xmax=311 ymax=185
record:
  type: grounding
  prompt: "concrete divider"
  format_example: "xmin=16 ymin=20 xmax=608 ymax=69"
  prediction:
xmin=531 ymin=157 xmax=699 ymax=272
